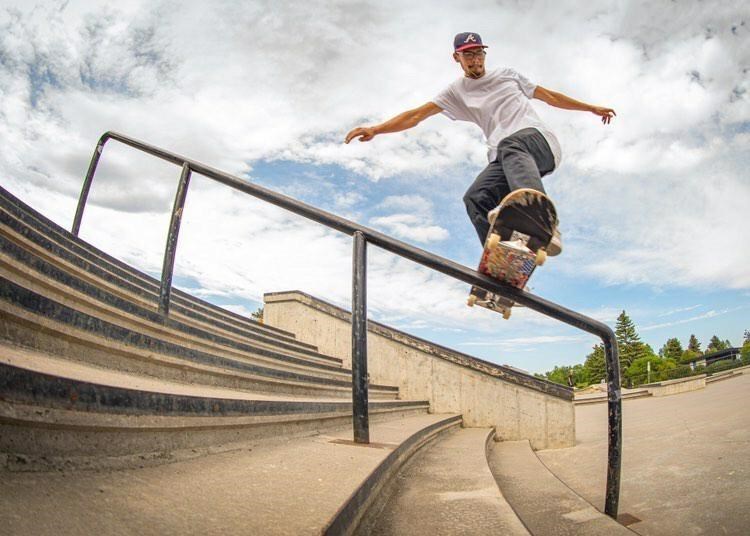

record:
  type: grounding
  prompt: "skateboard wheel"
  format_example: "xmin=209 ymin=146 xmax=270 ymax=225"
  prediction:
xmin=502 ymin=309 xmax=511 ymax=320
xmin=467 ymin=295 xmax=477 ymax=307
xmin=535 ymin=249 xmax=547 ymax=266
xmin=488 ymin=233 xmax=500 ymax=250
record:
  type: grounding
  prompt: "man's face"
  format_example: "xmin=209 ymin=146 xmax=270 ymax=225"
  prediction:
xmin=453 ymin=47 xmax=486 ymax=79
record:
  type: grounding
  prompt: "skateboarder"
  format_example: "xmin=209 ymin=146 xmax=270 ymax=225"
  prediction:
xmin=344 ymin=32 xmax=616 ymax=255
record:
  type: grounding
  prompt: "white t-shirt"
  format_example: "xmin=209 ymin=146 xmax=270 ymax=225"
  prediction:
xmin=432 ymin=68 xmax=562 ymax=166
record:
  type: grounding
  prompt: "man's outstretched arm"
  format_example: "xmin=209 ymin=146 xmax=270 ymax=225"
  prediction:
xmin=345 ymin=102 xmax=443 ymax=143
xmin=533 ymin=86 xmax=616 ymax=124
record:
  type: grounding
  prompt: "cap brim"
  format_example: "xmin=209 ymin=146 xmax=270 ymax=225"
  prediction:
xmin=455 ymin=44 xmax=488 ymax=52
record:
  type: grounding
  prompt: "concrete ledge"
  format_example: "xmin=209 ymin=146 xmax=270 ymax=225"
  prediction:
xmin=575 ymin=389 xmax=652 ymax=405
xmin=641 ymin=374 xmax=706 ymax=397
xmin=265 ymin=291 xmax=570 ymax=400
xmin=265 ymin=291 xmax=575 ymax=449
xmin=706 ymin=364 xmax=750 ymax=383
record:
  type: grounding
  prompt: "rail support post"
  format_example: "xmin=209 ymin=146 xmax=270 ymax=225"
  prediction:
xmin=603 ymin=333 xmax=622 ymax=518
xmin=159 ymin=162 xmax=192 ymax=316
xmin=351 ymin=231 xmax=369 ymax=443
xmin=72 ymin=137 xmax=107 ymax=236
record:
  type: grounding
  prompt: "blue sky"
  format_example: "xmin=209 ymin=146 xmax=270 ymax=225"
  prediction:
xmin=0 ymin=1 xmax=748 ymax=374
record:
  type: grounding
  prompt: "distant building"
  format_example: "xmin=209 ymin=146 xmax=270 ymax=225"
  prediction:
xmin=686 ymin=347 xmax=741 ymax=370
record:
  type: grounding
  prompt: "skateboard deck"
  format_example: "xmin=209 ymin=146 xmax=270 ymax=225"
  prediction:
xmin=468 ymin=188 xmax=557 ymax=319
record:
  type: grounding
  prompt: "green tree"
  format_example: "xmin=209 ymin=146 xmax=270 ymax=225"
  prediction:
xmin=744 ymin=330 xmax=750 ymax=344
xmin=543 ymin=364 xmax=589 ymax=388
xmin=681 ymin=349 xmax=702 ymax=364
xmin=659 ymin=337 xmax=684 ymax=361
xmin=251 ymin=306 xmax=264 ymax=323
xmin=615 ymin=311 xmax=650 ymax=371
xmin=706 ymin=335 xmax=730 ymax=353
xmin=687 ymin=334 xmax=702 ymax=355
xmin=624 ymin=355 xmax=674 ymax=386
xmin=741 ymin=337 xmax=750 ymax=365
xmin=583 ymin=344 xmax=606 ymax=384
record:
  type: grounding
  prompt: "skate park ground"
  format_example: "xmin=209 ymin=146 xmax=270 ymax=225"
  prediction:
xmin=537 ymin=372 xmax=750 ymax=535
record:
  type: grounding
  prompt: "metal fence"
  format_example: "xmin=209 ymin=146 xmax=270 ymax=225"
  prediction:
xmin=72 ymin=131 xmax=623 ymax=518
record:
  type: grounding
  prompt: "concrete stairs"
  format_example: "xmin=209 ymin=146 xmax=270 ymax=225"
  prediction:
xmin=0 ymin=185 xmax=625 ymax=534
xmin=0 ymin=186 xmax=429 ymax=470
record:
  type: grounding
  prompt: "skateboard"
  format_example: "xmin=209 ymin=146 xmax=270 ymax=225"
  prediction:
xmin=467 ymin=188 xmax=557 ymax=319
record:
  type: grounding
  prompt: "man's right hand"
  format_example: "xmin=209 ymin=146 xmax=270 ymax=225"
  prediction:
xmin=345 ymin=127 xmax=377 ymax=144
xmin=344 ymin=103 xmax=442 ymax=144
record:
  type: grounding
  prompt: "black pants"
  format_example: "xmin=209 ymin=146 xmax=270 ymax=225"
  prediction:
xmin=463 ymin=128 xmax=556 ymax=245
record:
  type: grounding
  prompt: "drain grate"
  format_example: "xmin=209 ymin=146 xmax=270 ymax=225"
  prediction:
xmin=617 ymin=512 xmax=642 ymax=526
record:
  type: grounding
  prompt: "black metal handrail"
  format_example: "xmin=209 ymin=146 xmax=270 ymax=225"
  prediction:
xmin=72 ymin=131 xmax=622 ymax=518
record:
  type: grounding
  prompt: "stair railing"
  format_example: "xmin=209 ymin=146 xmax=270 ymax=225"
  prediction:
xmin=72 ymin=131 xmax=623 ymax=518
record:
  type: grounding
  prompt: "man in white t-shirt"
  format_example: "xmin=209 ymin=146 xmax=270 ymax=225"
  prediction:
xmin=345 ymin=32 xmax=615 ymax=255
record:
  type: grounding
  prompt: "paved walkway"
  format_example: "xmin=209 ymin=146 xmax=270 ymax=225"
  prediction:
xmin=538 ymin=373 xmax=750 ymax=536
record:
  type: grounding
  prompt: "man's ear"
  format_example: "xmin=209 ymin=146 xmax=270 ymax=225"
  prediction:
xmin=452 ymin=52 xmax=460 ymax=63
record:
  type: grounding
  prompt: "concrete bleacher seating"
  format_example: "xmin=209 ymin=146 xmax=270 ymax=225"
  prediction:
xmin=0 ymin=185 xmax=622 ymax=534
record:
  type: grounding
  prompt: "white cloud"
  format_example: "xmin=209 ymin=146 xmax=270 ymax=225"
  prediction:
xmin=657 ymin=305 xmax=703 ymax=318
xmin=642 ymin=307 xmax=743 ymax=332
xmin=1 ymin=0 xmax=748 ymax=373
xmin=462 ymin=335 xmax=587 ymax=347
xmin=369 ymin=214 xmax=449 ymax=243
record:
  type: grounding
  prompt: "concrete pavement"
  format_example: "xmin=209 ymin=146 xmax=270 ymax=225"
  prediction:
xmin=538 ymin=373 xmax=750 ymax=535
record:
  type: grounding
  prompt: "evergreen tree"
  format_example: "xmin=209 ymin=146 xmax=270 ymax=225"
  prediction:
xmin=659 ymin=337 xmax=684 ymax=361
xmin=583 ymin=344 xmax=606 ymax=384
xmin=687 ymin=334 xmax=702 ymax=354
xmin=615 ymin=311 xmax=649 ymax=370
xmin=706 ymin=335 xmax=728 ymax=353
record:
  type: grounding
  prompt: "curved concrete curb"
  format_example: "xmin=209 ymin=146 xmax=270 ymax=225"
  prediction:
xmin=360 ymin=427 xmax=529 ymax=535
xmin=322 ymin=414 xmax=462 ymax=535
xmin=489 ymin=440 xmax=634 ymax=535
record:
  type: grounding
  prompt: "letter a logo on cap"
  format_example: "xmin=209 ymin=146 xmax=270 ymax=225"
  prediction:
xmin=454 ymin=32 xmax=486 ymax=51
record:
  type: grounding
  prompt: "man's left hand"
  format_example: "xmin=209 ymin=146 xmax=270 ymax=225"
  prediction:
xmin=592 ymin=107 xmax=616 ymax=124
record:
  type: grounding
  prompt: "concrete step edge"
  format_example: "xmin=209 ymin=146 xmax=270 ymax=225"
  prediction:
xmin=0 ymin=230 xmax=338 ymax=364
xmin=1 ymin=400 xmax=430 ymax=472
xmin=0 ymin=257 xmax=348 ymax=377
xmin=0 ymin=358 xmax=430 ymax=470
xmin=0 ymin=196 xmax=303 ymax=343
xmin=0 ymin=341 xmax=398 ymax=404
xmin=0 ymin=284 xmax=399 ymax=396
